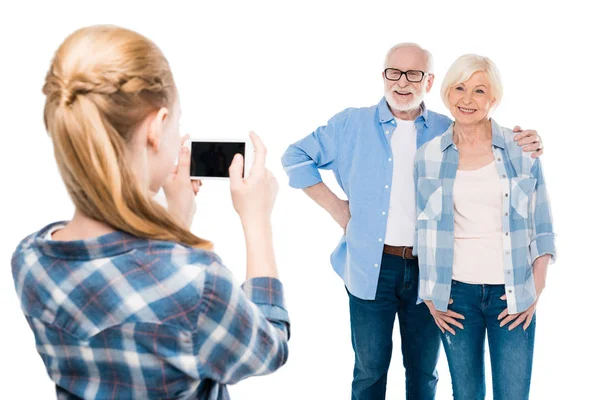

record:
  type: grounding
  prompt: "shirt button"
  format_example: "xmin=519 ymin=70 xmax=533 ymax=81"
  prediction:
xmin=506 ymin=251 xmax=510 ymax=255
xmin=374 ymin=263 xmax=379 ymax=268
xmin=505 ymin=232 xmax=509 ymax=236
xmin=497 ymin=158 xmax=501 ymax=162
xmin=507 ymin=270 xmax=511 ymax=274
xmin=391 ymin=120 xmax=396 ymax=124
xmin=388 ymin=158 xmax=392 ymax=162
xmin=502 ymin=174 xmax=507 ymax=178
xmin=505 ymin=212 xmax=508 ymax=216
xmin=382 ymin=211 xmax=386 ymax=215
xmin=505 ymin=193 xmax=508 ymax=197
xmin=378 ymin=238 xmax=383 ymax=242
xmin=508 ymin=289 xmax=513 ymax=293
xmin=385 ymin=130 xmax=390 ymax=135
xmin=385 ymin=185 xmax=389 ymax=189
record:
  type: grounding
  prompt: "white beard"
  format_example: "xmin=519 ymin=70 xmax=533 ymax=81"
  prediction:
xmin=384 ymin=87 xmax=426 ymax=112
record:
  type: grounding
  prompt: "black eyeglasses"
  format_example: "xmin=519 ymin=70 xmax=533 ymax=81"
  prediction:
xmin=384 ymin=68 xmax=427 ymax=83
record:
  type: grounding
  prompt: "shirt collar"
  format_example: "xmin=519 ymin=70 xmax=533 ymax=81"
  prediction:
xmin=441 ymin=118 xmax=506 ymax=152
xmin=419 ymin=102 xmax=429 ymax=127
xmin=377 ymin=97 xmax=428 ymax=126
xmin=33 ymin=222 xmax=150 ymax=260
xmin=377 ymin=97 xmax=394 ymax=123
xmin=490 ymin=118 xmax=506 ymax=149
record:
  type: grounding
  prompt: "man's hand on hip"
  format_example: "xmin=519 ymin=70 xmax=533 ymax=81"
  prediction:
xmin=331 ymin=199 xmax=351 ymax=233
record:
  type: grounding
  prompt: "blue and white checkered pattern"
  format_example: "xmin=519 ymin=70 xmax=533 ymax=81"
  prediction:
xmin=12 ymin=223 xmax=290 ymax=399
xmin=413 ymin=119 xmax=556 ymax=314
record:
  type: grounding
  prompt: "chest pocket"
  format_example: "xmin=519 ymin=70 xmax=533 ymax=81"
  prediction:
xmin=511 ymin=177 xmax=537 ymax=219
xmin=417 ymin=178 xmax=443 ymax=221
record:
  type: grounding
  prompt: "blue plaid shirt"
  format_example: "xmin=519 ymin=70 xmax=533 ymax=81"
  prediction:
xmin=414 ymin=119 xmax=556 ymax=314
xmin=281 ymin=98 xmax=452 ymax=300
xmin=12 ymin=223 xmax=290 ymax=399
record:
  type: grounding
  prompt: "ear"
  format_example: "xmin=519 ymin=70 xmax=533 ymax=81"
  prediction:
xmin=425 ymin=73 xmax=435 ymax=93
xmin=147 ymin=107 xmax=169 ymax=151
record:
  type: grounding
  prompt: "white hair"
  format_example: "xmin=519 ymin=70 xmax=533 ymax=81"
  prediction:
xmin=383 ymin=43 xmax=434 ymax=73
xmin=440 ymin=54 xmax=503 ymax=110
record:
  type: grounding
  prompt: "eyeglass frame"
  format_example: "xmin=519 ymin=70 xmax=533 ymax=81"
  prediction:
xmin=383 ymin=68 xmax=429 ymax=83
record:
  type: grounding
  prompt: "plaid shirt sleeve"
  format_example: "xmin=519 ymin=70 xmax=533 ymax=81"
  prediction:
xmin=190 ymin=262 xmax=290 ymax=384
xmin=529 ymin=159 xmax=557 ymax=263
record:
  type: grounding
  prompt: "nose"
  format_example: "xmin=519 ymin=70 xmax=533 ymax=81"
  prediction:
xmin=463 ymin=91 xmax=473 ymax=104
xmin=398 ymin=73 xmax=410 ymax=86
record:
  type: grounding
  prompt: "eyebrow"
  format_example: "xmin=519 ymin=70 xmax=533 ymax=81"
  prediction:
xmin=456 ymin=83 xmax=488 ymax=88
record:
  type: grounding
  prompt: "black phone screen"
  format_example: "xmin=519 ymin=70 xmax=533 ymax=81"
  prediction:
xmin=190 ymin=141 xmax=245 ymax=178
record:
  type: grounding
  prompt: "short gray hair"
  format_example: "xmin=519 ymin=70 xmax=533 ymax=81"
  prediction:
xmin=383 ymin=43 xmax=434 ymax=73
xmin=440 ymin=54 xmax=503 ymax=110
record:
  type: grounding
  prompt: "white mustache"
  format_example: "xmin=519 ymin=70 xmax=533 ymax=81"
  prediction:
xmin=392 ymin=86 xmax=415 ymax=94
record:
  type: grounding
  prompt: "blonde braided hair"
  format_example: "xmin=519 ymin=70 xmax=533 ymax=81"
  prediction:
xmin=43 ymin=25 xmax=212 ymax=249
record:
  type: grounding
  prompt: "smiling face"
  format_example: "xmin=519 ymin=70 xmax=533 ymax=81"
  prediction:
xmin=382 ymin=46 xmax=434 ymax=114
xmin=447 ymin=71 xmax=496 ymax=125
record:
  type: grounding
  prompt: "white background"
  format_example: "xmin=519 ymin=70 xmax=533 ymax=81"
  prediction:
xmin=1 ymin=1 xmax=597 ymax=398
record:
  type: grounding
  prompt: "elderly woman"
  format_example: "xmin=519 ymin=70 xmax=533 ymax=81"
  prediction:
xmin=413 ymin=54 xmax=556 ymax=399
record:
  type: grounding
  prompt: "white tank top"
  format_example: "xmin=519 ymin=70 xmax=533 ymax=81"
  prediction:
xmin=453 ymin=161 xmax=505 ymax=284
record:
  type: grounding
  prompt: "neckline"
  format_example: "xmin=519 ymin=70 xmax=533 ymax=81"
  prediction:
xmin=394 ymin=117 xmax=416 ymax=125
xmin=456 ymin=160 xmax=496 ymax=174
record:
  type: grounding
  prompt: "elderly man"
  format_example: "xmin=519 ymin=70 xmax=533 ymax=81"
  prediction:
xmin=281 ymin=43 xmax=543 ymax=400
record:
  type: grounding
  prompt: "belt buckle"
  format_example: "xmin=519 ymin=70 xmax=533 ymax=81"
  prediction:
xmin=401 ymin=247 xmax=408 ymax=259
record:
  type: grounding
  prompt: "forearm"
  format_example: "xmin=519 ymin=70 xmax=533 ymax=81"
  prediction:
xmin=533 ymin=254 xmax=551 ymax=290
xmin=242 ymin=218 xmax=278 ymax=280
xmin=302 ymin=182 xmax=342 ymax=215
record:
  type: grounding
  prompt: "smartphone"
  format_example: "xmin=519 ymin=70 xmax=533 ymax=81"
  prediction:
xmin=189 ymin=139 xmax=251 ymax=180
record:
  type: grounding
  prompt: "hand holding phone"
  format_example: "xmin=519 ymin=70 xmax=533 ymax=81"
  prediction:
xmin=229 ymin=132 xmax=278 ymax=225
xmin=229 ymin=132 xmax=280 ymax=280
xmin=162 ymin=134 xmax=198 ymax=228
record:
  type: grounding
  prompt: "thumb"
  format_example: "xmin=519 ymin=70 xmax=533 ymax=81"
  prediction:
xmin=229 ymin=153 xmax=244 ymax=187
xmin=500 ymin=294 xmax=507 ymax=300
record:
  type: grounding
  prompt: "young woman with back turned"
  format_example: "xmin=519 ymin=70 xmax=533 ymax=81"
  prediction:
xmin=11 ymin=25 xmax=289 ymax=400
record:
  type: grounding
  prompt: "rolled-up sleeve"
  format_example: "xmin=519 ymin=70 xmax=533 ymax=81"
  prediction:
xmin=529 ymin=159 xmax=557 ymax=263
xmin=194 ymin=263 xmax=290 ymax=385
xmin=281 ymin=109 xmax=350 ymax=189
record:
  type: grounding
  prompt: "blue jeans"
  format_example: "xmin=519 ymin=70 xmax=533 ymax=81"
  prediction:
xmin=347 ymin=253 xmax=440 ymax=400
xmin=443 ymin=280 xmax=536 ymax=400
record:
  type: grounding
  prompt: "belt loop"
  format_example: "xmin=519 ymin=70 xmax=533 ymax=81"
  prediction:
xmin=402 ymin=247 xmax=408 ymax=258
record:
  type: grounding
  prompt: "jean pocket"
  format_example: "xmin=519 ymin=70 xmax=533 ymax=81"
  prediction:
xmin=511 ymin=177 xmax=536 ymax=219
xmin=417 ymin=178 xmax=443 ymax=221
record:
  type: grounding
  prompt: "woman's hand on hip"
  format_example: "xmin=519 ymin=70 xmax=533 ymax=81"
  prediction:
xmin=424 ymin=299 xmax=465 ymax=335
xmin=498 ymin=275 xmax=545 ymax=331
xmin=498 ymin=256 xmax=549 ymax=330
xmin=498 ymin=295 xmax=538 ymax=331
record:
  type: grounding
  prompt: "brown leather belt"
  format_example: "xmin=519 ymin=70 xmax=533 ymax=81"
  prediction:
xmin=383 ymin=245 xmax=417 ymax=260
